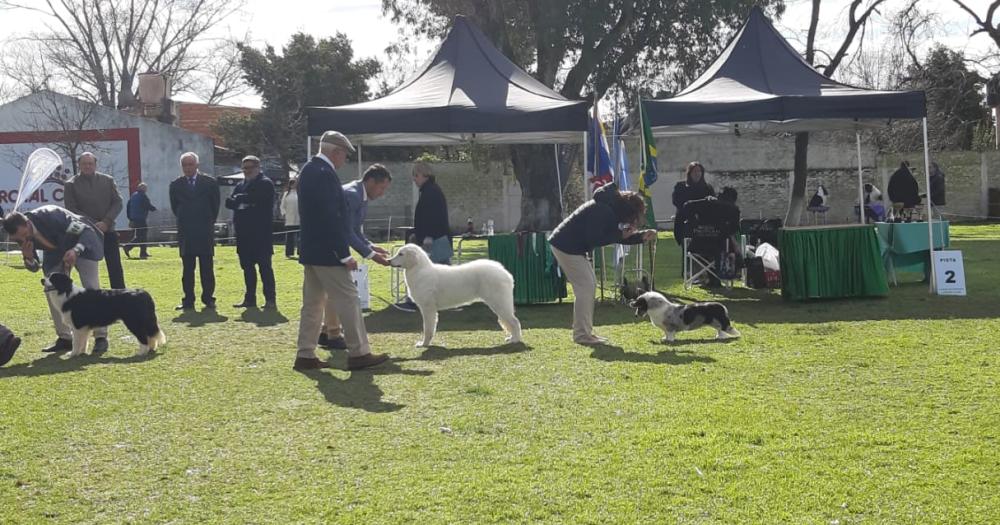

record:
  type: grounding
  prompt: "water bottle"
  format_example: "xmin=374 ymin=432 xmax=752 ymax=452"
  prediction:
xmin=487 ymin=219 xmax=494 ymax=235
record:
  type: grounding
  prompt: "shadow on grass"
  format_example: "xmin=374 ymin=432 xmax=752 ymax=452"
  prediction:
xmin=0 ymin=350 xmax=159 ymax=378
xmin=364 ymin=302 xmax=637 ymax=334
xmin=587 ymin=343 xmax=717 ymax=365
xmin=298 ymin=358 xmax=432 ymax=413
xmin=399 ymin=342 xmax=531 ymax=362
xmin=171 ymin=308 xmax=229 ymax=327
xmin=238 ymin=308 xmax=289 ymax=327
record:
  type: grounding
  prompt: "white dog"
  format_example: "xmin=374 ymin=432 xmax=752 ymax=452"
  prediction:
xmin=629 ymin=291 xmax=740 ymax=343
xmin=389 ymin=244 xmax=522 ymax=347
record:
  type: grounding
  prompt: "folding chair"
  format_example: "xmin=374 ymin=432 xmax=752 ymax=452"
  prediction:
xmin=683 ymin=231 xmax=745 ymax=289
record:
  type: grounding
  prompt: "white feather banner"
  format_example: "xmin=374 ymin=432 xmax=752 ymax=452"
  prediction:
xmin=13 ymin=148 xmax=62 ymax=212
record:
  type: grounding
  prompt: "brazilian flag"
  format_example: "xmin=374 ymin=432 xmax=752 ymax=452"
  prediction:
xmin=638 ymin=100 xmax=658 ymax=228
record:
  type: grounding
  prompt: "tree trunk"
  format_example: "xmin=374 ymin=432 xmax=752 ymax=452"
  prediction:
xmin=511 ymin=144 xmax=577 ymax=231
xmin=785 ymin=131 xmax=810 ymax=227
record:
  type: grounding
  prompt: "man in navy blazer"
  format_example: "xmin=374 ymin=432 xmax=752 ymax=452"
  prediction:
xmin=294 ymin=131 xmax=389 ymax=371
xmin=319 ymin=164 xmax=393 ymax=349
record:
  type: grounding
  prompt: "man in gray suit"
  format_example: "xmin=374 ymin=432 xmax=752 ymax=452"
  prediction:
xmin=318 ymin=164 xmax=392 ymax=349
xmin=168 ymin=152 xmax=220 ymax=310
xmin=2 ymin=206 xmax=107 ymax=353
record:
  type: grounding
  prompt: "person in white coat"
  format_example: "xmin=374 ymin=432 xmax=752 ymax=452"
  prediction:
xmin=280 ymin=178 xmax=299 ymax=258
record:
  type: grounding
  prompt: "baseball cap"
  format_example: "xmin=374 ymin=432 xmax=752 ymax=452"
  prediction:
xmin=318 ymin=131 xmax=356 ymax=153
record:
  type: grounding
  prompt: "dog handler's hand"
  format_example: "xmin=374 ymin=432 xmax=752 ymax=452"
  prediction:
xmin=344 ymin=258 xmax=358 ymax=271
xmin=371 ymin=253 xmax=390 ymax=266
xmin=373 ymin=245 xmax=390 ymax=256
xmin=63 ymin=249 xmax=78 ymax=269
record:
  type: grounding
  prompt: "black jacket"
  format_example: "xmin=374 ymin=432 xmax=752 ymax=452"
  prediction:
xmin=226 ymin=174 xmax=275 ymax=258
xmin=888 ymin=166 xmax=920 ymax=208
xmin=297 ymin=156 xmax=351 ymax=266
xmin=549 ymin=183 xmax=645 ymax=256
xmin=413 ymin=179 xmax=450 ymax=245
xmin=169 ymin=173 xmax=221 ymax=256
xmin=929 ymin=173 xmax=946 ymax=206
xmin=674 ymin=197 xmax=740 ymax=246
xmin=672 ymin=180 xmax=715 ymax=211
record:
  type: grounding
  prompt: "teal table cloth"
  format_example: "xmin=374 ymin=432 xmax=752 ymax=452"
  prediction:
xmin=875 ymin=221 xmax=949 ymax=278
xmin=487 ymin=233 xmax=567 ymax=305
xmin=779 ymin=224 xmax=889 ymax=301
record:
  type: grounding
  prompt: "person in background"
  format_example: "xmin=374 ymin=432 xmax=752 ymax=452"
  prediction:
xmin=674 ymin=187 xmax=741 ymax=287
xmin=549 ymin=183 xmax=655 ymax=345
xmin=863 ymin=183 xmax=885 ymax=223
xmin=168 ymin=152 xmax=220 ymax=310
xmin=397 ymin=161 xmax=451 ymax=313
xmin=226 ymin=155 xmax=277 ymax=309
xmin=280 ymin=177 xmax=300 ymax=258
xmin=124 ymin=182 xmax=156 ymax=259
xmin=63 ymin=152 xmax=125 ymax=288
xmin=928 ymin=162 xmax=946 ymax=218
xmin=2 ymin=206 xmax=107 ymax=353
xmin=888 ymin=160 xmax=921 ymax=215
xmin=318 ymin=164 xmax=393 ymax=350
xmin=294 ymin=130 xmax=388 ymax=371
xmin=672 ymin=161 xmax=716 ymax=212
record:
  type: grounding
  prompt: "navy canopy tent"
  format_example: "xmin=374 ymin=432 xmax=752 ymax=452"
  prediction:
xmin=638 ymin=6 xmax=938 ymax=291
xmin=306 ymin=15 xmax=588 ymax=146
xmin=641 ymin=6 xmax=925 ymax=136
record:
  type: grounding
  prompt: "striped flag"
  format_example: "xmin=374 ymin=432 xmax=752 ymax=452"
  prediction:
xmin=586 ymin=108 xmax=614 ymax=191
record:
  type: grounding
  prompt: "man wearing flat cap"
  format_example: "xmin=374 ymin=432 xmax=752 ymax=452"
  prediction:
xmin=293 ymin=131 xmax=389 ymax=371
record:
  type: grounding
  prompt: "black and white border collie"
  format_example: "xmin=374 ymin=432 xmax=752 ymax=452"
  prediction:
xmin=629 ymin=291 xmax=740 ymax=343
xmin=42 ymin=273 xmax=165 ymax=357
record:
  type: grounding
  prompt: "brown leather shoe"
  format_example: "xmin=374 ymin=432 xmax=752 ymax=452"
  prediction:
xmin=346 ymin=352 xmax=389 ymax=370
xmin=293 ymin=356 xmax=331 ymax=370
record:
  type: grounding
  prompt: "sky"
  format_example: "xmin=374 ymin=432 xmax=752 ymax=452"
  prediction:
xmin=0 ymin=0 xmax=995 ymax=108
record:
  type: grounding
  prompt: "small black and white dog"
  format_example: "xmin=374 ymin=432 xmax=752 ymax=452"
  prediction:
xmin=42 ymin=273 xmax=166 ymax=357
xmin=629 ymin=291 xmax=740 ymax=343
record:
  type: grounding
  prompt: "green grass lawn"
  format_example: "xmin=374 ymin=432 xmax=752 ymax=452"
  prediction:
xmin=2 ymin=225 xmax=999 ymax=523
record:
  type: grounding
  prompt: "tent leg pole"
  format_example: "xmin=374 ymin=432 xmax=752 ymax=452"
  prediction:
xmin=358 ymin=143 xmax=363 ymax=180
xmin=554 ymin=144 xmax=564 ymax=215
xmin=582 ymin=132 xmax=588 ymax=201
xmin=922 ymin=118 xmax=936 ymax=294
xmin=856 ymin=131 xmax=865 ymax=225
xmin=306 ymin=135 xmax=311 ymax=158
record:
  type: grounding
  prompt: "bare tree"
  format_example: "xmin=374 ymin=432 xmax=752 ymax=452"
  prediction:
xmin=0 ymin=0 xmax=246 ymax=108
xmin=185 ymin=37 xmax=253 ymax=105
xmin=952 ymin=1 xmax=1000 ymax=48
xmin=785 ymin=0 xmax=889 ymax=227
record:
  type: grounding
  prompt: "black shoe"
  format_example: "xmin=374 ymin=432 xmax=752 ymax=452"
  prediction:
xmin=175 ymin=303 xmax=195 ymax=311
xmin=123 ymin=248 xmax=132 ymax=259
xmin=203 ymin=300 xmax=217 ymax=309
xmin=396 ymin=299 xmax=419 ymax=313
xmin=233 ymin=301 xmax=257 ymax=308
xmin=92 ymin=337 xmax=109 ymax=355
xmin=318 ymin=332 xmax=348 ymax=350
xmin=263 ymin=301 xmax=277 ymax=310
xmin=42 ymin=338 xmax=73 ymax=353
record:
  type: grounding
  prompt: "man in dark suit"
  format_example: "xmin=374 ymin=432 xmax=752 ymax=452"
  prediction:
xmin=318 ymin=163 xmax=393 ymax=349
xmin=169 ymin=152 xmax=220 ymax=310
xmin=226 ymin=155 xmax=276 ymax=309
xmin=294 ymin=131 xmax=388 ymax=371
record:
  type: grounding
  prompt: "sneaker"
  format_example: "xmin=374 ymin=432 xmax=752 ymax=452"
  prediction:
xmin=92 ymin=337 xmax=109 ymax=355
xmin=395 ymin=299 xmax=419 ymax=312
xmin=42 ymin=338 xmax=73 ymax=353
xmin=318 ymin=332 xmax=347 ymax=350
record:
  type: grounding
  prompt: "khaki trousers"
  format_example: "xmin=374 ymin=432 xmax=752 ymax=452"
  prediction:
xmin=550 ymin=246 xmax=595 ymax=341
xmin=297 ymin=265 xmax=370 ymax=357
xmin=46 ymin=258 xmax=107 ymax=339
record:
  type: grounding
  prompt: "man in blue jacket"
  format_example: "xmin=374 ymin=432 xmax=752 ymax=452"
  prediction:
xmin=318 ymin=163 xmax=393 ymax=349
xmin=294 ymin=131 xmax=389 ymax=371
xmin=124 ymin=183 xmax=156 ymax=259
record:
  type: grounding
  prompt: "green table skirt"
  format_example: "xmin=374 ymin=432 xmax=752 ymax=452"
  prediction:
xmin=779 ymin=225 xmax=889 ymax=301
xmin=875 ymin=221 xmax=949 ymax=275
xmin=488 ymin=233 xmax=567 ymax=305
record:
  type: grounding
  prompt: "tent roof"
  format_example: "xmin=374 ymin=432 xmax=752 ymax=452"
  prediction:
xmin=642 ymin=6 xmax=926 ymax=136
xmin=306 ymin=15 xmax=588 ymax=145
